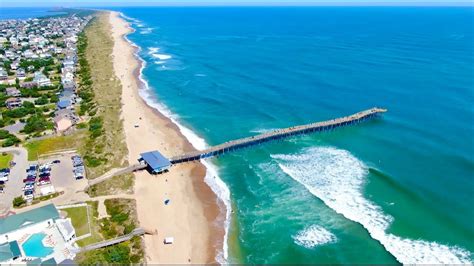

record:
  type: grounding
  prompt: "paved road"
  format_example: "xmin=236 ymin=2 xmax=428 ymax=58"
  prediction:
xmin=0 ymin=147 xmax=28 ymax=214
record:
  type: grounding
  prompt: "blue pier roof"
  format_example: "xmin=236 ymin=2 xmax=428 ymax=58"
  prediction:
xmin=140 ymin=151 xmax=171 ymax=172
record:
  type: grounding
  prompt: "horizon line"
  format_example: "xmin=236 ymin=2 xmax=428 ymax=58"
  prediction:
xmin=2 ymin=2 xmax=474 ymax=8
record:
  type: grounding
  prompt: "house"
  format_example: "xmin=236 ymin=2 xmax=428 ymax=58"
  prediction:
xmin=56 ymin=218 xmax=76 ymax=243
xmin=20 ymin=81 xmax=37 ymax=88
xmin=5 ymin=98 xmax=21 ymax=109
xmin=5 ymin=87 xmax=21 ymax=97
xmin=16 ymin=68 xmax=25 ymax=78
xmin=33 ymin=71 xmax=52 ymax=87
xmin=57 ymin=99 xmax=71 ymax=109
xmin=0 ymin=69 xmax=7 ymax=80
xmin=54 ymin=116 xmax=73 ymax=132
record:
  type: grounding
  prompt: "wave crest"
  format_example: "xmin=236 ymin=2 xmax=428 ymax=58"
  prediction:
xmin=272 ymin=146 xmax=472 ymax=264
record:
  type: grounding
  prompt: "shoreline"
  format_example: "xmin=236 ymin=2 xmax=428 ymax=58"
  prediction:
xmin=109 ymin=11 xmax=228 ymax=263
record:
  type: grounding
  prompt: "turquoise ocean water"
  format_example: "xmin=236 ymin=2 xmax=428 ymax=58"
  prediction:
xmin=116 ymin=7 xmax=473 ymax=264
xmin=4 ymin=6 xmax=473 ymax=264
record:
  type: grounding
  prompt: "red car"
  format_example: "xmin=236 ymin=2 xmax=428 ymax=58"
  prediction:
xmin=23 ymin=177 xmax=35 ymax=183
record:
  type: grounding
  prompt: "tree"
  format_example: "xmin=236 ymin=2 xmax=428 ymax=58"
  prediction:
xmin=22 ymin=115 xmax=53 ymax=134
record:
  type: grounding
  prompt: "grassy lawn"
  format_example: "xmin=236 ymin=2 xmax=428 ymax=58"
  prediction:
xmin=75 ymin=201 xmax=103 ymax=247
xmin=82 ymin=13 xmax=129 ymax=179
xmin=62 ymin=206 xmax=90 ymax=237
xmin=0 ymin=153 xmax=13 ymax=168
xmin=25 ymin=131 xmax=86 ymax=161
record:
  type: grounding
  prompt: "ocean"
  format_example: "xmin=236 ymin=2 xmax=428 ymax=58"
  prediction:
xmin=116 ymin=7 xmax=474 ymax=264
xmin=7 ymin=6 xmax=473 ymax=264
xmin=0 ymin=7 xmax=66 ymax=20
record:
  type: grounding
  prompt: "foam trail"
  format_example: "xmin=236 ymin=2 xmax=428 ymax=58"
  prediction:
xmin=293 ymin=225 xmax=337 ymax=249
xmin=272 ymin=147 xmax=472 ymax=264
xmin=151 ymin=53 xmax=172 ymax=60
xmin=121 ymin=13 xmax=231 ymax=264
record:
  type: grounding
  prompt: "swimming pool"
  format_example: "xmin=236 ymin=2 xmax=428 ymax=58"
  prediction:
xmin=22 ymin=233 xmax=53 ymax=258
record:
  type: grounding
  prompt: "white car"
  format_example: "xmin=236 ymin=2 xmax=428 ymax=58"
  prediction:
xmin=23 ymin=184 xmax=34 ymax=190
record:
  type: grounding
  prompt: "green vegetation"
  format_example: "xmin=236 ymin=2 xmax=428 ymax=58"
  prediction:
xmin=31 ymin=192 xmax=61 ymax=205
xmin=0 ymin=153 xmax=13 ymax=168
xmin=62 ymin=206 xmax=90 ymax=237
xmin=77 ymin=13 xmax=129 ymax=179
xmin=20 ymin=58 xmax=55 ymax=73
xmin=75 ymin=199 xmax=143 ymax=265
xmin=0 ymin=130 xmax=21 ymax=147
xmin=87 ymin=173 xmax=134 ymax=197
xmin=12 ymin=196 xmax=26 ymax=208
xmin=76 ymin=201 xmax=103 ymax=247
xmin=25 ymin=131 xmax=86 ymax=160
xmin=76 ymin=238 xmax=142 ymax=265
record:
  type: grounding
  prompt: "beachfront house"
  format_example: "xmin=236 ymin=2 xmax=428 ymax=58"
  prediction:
xmin=0 ymin=204 xmax=76 ymax=264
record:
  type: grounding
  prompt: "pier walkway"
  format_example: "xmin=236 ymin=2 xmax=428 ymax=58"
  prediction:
xmin=170 ymin=107 xmax=386 ymax=163
xmin=78 ymin=228 xmax=147 ymax=252
xmin=89 ymin=107 xmax=386 ymax=185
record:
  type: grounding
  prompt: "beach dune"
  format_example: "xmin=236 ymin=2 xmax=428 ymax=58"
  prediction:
xmin=109 ymin=11 xmax=225 ymax=264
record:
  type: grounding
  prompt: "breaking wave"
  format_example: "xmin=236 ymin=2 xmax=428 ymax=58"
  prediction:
xmin=272 ymin=146 xmax=472 ymax=264
xmin=293 ymin=225 xmax=337 ymax=249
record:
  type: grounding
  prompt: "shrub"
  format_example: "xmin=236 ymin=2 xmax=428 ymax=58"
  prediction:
xmin=13 ymin=196 xmax=26 ymax=208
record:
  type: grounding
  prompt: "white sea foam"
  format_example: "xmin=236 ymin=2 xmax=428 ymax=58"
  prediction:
xmin=154 ymin=61 xmax=166 ymax=65
xmin=272 ymin=147 xmax=472 ymax=264
xmin=293 ymin=225 xmax=337 ymax=249
xmin=128 ymin=33 xmax=231 ymax=264
xmin=140 ymin=27 xmax=153 ymax=34
xmin=148 ymin=47 xmax=160 ymax=54
xmin=151 ymin=53 xmax=172 ymax=60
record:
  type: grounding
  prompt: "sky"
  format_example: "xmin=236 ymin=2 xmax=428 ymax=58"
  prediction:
xmin=1 ymin=0 xmax=472 ymax=7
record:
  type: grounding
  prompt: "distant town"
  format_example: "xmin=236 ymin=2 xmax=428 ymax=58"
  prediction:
xmin=0 ymin=14 xmax=91 ymax=139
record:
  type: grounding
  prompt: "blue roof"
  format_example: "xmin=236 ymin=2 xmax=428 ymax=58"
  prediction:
xmin=57 ymin=100 xmax=71 ymax=109
xmin=140 ymin=151 xmax=170 ymax=171
xmin=0 ymin=204 xmax=59 ymax=235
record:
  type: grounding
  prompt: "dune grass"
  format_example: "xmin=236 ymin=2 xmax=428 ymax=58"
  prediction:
xmin=80 ymin=12 xmax=129 ymax=180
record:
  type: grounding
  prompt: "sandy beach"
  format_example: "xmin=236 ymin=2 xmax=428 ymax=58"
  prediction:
xmin=109 ymin=11 xmax=225 ymax=264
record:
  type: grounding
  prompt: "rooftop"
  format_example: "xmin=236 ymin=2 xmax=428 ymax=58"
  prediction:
xmin=140 ymin=151 xmax=171 ymax=171
xmin=0 ymin=204 xmax=60 ymax=235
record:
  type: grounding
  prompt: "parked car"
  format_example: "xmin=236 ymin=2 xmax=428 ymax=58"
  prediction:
xmin=23 ymin=190 xmax=34 ymax=200
xmin=26 ymin=164 xmax=38 ymax=172
xmin=23 ymin=177 xmax=35 ymax=183
xmin=0 ymin=187 xmax=3 ymax=193
xmin=37 ymin=179 xmax=51 ymax=186
xmin=26 ymin=173 xmax=36 ymax=179
xmin=0 ymin=168 xmax=10 ymax=173
xmin=52 ymin=160 xmax=61 ymax=164
xmin=23 ymin=184 xmax=34 ymax=190
xmin=39 ymin=172 xmax=50 ymax=177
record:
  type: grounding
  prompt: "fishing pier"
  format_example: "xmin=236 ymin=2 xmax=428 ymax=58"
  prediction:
xmin=89 ymin=107 xmax=386 ymax=185
xmin=169 ymin=107 xmax=386 ymax=164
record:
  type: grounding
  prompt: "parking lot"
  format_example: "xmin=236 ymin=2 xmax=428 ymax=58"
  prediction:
xmin=0 ymin=149 xmax=87 ymax=213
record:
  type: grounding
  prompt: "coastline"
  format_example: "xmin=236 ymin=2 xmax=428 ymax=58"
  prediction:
xmin=108 ymin=11 xmax=228 ymax=263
